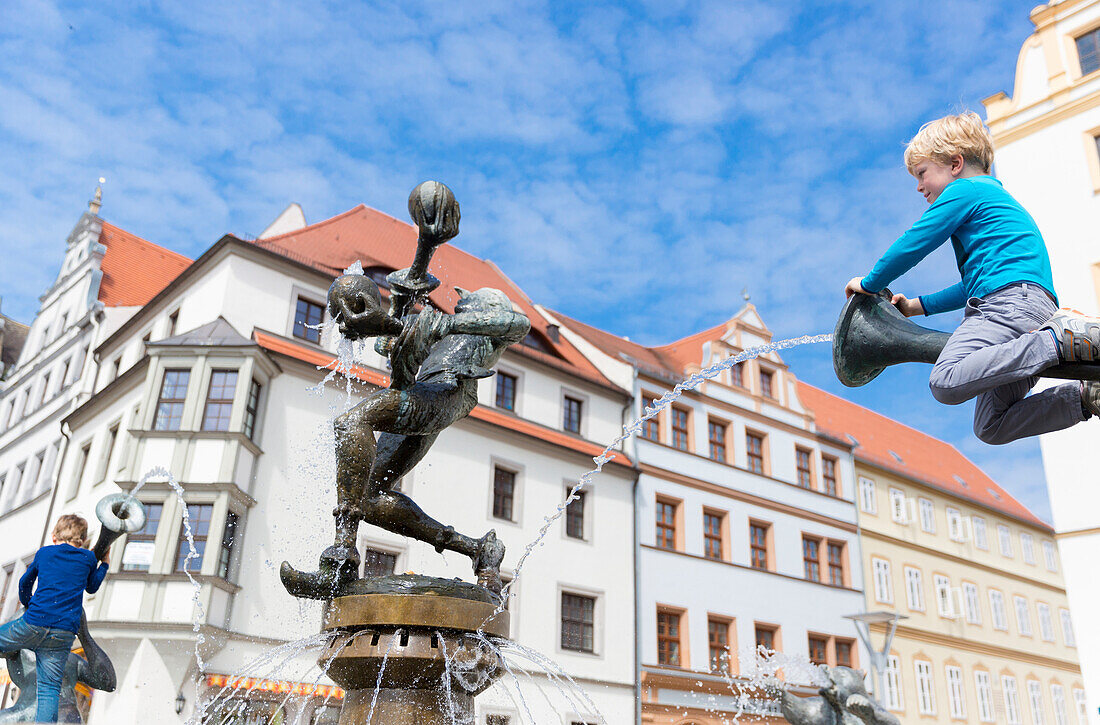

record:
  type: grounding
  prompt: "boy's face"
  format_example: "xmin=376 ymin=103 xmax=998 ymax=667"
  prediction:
xmin=912 ymin=158 xmax=957 ymax=204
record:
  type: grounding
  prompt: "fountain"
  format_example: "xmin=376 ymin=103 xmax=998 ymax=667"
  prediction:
xmin=279 ymin=181 xmax=527 ymax=724
xmin=0 ymin=493 xmax=145 ymax=723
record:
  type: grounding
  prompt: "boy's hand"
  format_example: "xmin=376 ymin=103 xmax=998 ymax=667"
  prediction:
xmin=845 ymin=277 xmax=870 ymax=298
xmin=100 ymin=549 xmax=110 ymax=565
xmin=891 ymin=293 xmax=924 ymax=317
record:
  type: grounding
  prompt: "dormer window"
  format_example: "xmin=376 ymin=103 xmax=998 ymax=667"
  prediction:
xmin=759 ymin=368 xmax=775 ymax=399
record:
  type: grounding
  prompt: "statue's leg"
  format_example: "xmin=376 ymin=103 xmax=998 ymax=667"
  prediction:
xmin=360 ymin=427 xmax=506 ymax=593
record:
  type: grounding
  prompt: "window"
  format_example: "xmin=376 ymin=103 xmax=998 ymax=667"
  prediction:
xmin=154 ymin=369 xmax=190 ymax=431
xmin=946 ymin=665 xmax=966 ymax=719
xmin=202 ymin=369 xmax=238 ymax=432
xmin=759 ymin=368 xmax=774 ymax=398
xmin=1020 ymin=533 xmax=1036 ymax=565
xmin=1028 ymin=681 xmax=1044 ymax=725
xmin=859 ymin=477 xmax=877 ymax=513
xmin=121 ymin=503 xmax=161 ymax=571
xmin=802 ymin=537 xmax=821 ymax=582
xmin=670 ymin=407 xmax=689 ymax=450
xmin=754 ymin=623 xmax=777 ymax=652
xmin=889 ymin=489 xmax=909 ymax=524
xmin=707 ymin=419 xmax=727 ymax=462
xmin=486 ymin=716 xmax=510 ymax=725
xmin=68 ymin=442 xmax=91 ymax=500
xmin=1073 ymin=689 xmax=1087 ymax=725
xmin=1003 ymin=675 xmax=1022 ymax=725
xmin=835 ymin=638 xmax=853 ymax=668
xmin=175 ymin=504 xmax=215 ymax=572
xmin=915 ymin=660 xmax=936 ymax=715
xmin=990 ymin=590 xmax=1008 ymax=630
xmin=561 ymin=593 xmax=595 ymax=653
xmin=492 ymin=467 xmax=516 ymax=521
xmin=827 ymin=542 xmax=845 ymax=586
xmin=1038 ymin=602 xmax=1055 ymax=642
xmin=795 ymin=448 xmax=813 ymax=488
xmin=362 ymin=548 xmax=397 ymax=578
xmin=495 ymin=372 xmax=517 ymax=411
xmin=822 ymin=455 xmax=838 ymax=496
xmin=918 ymin=498 xmax=935 ymax=533
xmin=973 ymin=516 xmax=988 ymax=549
xmin=217 ymin=512 xmax=239 ymax=580
xmin=703 ymin=511 xmax=724 ymax=560
xmin=749 ymin=522 xmax=769 ymax=570
xmin=998 ymin=525 xmax=1013 ymax=557
xmin=730 ymin=361 xmax=743 ymax=387
xmin=745 ymin=432 xmax=765 ymax=474
xmin=963 ymin=582 xmax=981 ymax=624
xmin=904 ymin=567 xmax=924 ymax=611
xmin=109 ymin=357 xmax=121 ymax=383
xmin=94 ymin=424 xmax=119 ymax=485
xmin=563 ymin=396 xmax=583 ymax=434
xmin=947 ymin=507 xmax=966 ymax=541
xmin=975 ymin=671 xmax=995 ymax=722
xmin=39 ymin=372 xmax=51 ymax=406
xmin=1076 ymin=27 xmax=1100 ymax=76
xmin=56 ymin=360 xmax=69 ymax=397
xmin=655 ymin=499 xmax=678 ymax=550
xmin=708 ymin=618 xmax=731 ymax=673
xmin=168 ymin=309 xmax=180 ymax=336
xmin=1051 ymin=684 xmax=1068 ymax=725
xmin=807 ymin=635 xmax=828 ymax=666
xmin=934 ymin=575 xmax=954 ymax=618
xmin=1060 ymin=609 xmax=1076 ymax=647
xmin=884 ymin=655 xmax=903 ymax=711
xmin=1015 ymin=596 xmax=1033 ymax=636
xmin=243 ymin=379 xmax=262 ymax=440
xmin=656 ymin=609 xmax=682 ymax=666
xmin=1043 ymin=541 xmax=1058 ymax=571
xmin=293 ymin=297 xmax=324 ymax=343
xmin=872 ymin=558 xmax=893 ymax=603
xmin=565 ymin=488 xmax=585 ymax=540
xmin=641 ymin=395 xmax=660 ymax=441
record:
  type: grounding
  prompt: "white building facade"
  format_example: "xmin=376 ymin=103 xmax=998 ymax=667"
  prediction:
xmin=550 ymin=304 xmax=866 ymax=724
xmin=1 ymin=199 xmax=639 ymax=724
xmin=983 ymin=1 xmax=1100 ymax=721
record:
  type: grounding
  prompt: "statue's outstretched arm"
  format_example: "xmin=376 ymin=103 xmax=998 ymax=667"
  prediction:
xmin=445 ymin=310 xmax=530 ymax=343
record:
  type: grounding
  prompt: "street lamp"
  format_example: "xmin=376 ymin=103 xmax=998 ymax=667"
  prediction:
xmin=844 ymin=611 xmax=907 ymax=706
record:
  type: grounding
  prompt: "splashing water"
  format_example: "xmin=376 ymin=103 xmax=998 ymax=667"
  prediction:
xmin=366 ymin=630 xmax=402 ymax=721
xmin=482 ymin=334 xmax=833 ymax=630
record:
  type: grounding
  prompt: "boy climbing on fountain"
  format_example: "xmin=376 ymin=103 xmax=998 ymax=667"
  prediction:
xmin=845 ymin=111 xmax=1100 ymax=444
xmin=0 ymin=514 xmax=108 ymax=723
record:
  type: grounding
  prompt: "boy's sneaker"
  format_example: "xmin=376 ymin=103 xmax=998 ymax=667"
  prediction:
xmin=1084 ymin=381 xmax=1100 ymax=418
xmin=1038 ymin=309 xmax=1100 ymax=362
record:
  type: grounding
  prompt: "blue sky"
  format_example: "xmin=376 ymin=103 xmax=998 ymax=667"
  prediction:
xmin=0 ymin=0 xmax=1056 ymax=520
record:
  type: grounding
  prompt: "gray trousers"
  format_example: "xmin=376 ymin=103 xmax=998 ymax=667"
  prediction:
xmin=929 ymin=283 xmax=1085 ymax=445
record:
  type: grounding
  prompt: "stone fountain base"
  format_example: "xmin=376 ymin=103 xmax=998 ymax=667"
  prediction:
xmin=320 ymin=575 xmax=510 ymax=725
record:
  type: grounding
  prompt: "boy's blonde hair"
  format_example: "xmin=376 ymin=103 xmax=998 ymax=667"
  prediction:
xmin=904 ymin=111 xmax=994 ymax=174
xmin=53 ymin=514 xmax=89 ymax=547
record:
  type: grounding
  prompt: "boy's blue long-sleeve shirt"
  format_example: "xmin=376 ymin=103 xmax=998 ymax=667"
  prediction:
xmin=19 ymin=544 xmax=107 ymax=634
xmin=860 ymin=176 xmax=1058 ymax=315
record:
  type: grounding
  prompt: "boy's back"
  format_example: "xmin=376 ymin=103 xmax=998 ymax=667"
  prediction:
xmin=21 ymin=544 xmax=106 ymax=634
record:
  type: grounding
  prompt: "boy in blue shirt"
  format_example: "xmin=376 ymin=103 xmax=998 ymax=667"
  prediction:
xmin=0 ymin=514 xmax=108 ymax=722
xmin=845 ymin=112 xmax=1100 ymax=444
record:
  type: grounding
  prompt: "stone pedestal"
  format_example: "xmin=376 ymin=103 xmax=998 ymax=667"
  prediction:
xmin=320 ymin=579 xmax=509 ymax=725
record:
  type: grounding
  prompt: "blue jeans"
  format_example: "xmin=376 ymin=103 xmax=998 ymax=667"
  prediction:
xmin=0 ymin=616 xmax=75 ymax=723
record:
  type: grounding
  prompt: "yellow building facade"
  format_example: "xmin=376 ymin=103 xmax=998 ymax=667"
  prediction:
xmin=801 ymin=386 xmax=1086 ymax=724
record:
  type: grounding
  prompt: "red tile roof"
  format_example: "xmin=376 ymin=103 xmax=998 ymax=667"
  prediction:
xmin=797 ymin=382 xmax=1049 ymax=530
xmin=252 ymin=330 xmax=631 ymax=468
xmin=249 ymin=205 xmax=619 ymax=391
xmin=97 ymin=222 xmax=192 ymax=307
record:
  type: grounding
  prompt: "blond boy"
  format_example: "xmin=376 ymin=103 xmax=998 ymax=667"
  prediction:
xmin=0 ymin=514 xmax=108 ymax=722
xmin=845 ymin=111 xmax=1100 ymax=444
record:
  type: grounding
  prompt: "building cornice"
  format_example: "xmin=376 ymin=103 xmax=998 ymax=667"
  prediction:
xmin=989 ymin=86 xmax=1100 ymax=146
xmin=859 ymin=528 xmax=1067 ymax=594
xmin=639 ymin=461 xmax=858 ymax=532
xmin=871 ymin=622 xmax=1082 ymax=674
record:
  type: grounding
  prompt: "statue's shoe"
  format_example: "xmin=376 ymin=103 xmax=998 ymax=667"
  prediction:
xmin=473 ymin=530 xmax=505 ymax=594
xmin=280 ymin=546 xmax=360 ymax=600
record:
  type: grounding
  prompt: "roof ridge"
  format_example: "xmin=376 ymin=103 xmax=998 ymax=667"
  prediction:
xmin=254 ymin=204 xmax=370 ymax=243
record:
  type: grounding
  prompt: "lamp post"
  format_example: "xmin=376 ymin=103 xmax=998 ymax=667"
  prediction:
xmin=844 ymin=611 xmax=907 ymax=707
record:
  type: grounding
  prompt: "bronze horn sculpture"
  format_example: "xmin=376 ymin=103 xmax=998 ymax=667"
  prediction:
xmin=91 ymin=493 xmax=147 ymax=562
xmin=833 ymin=290 xmax=1100 ymax=387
